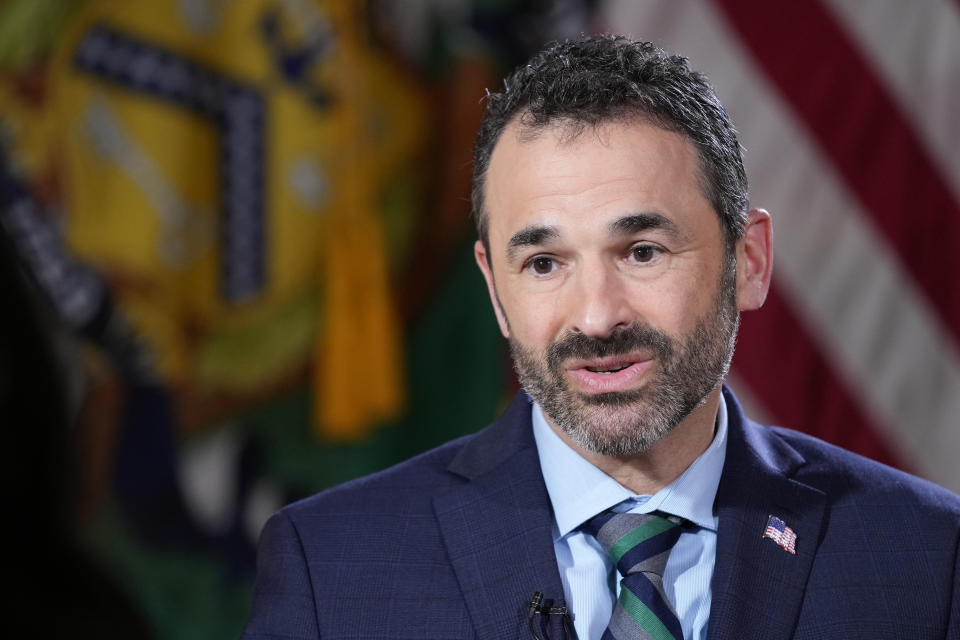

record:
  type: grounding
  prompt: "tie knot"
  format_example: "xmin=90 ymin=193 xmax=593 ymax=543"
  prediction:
xmin=583 ymin=511 xmax=684 ymax=578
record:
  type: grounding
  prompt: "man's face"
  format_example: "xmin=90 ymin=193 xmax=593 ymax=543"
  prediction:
xmin=475 ymin=118 xmax=740 ymax=456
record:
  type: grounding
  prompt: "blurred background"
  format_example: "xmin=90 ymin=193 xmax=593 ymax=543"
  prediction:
xmin=1 ymin=0 xmax=957 ymax=637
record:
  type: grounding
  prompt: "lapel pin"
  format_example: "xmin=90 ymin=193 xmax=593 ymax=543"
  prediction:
xmin=763 ymin=515 xmax=797 ymax=554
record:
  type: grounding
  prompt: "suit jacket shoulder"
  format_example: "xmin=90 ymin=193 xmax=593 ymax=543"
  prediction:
xmin=243 ymin=392 xmax=567 ymax=640
xmin=768 ymin=423 xmax=960 ymax=515
xmin=709 ymin=387 xmax=960 ymax=640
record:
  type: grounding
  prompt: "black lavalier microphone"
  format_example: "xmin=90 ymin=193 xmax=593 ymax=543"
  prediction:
xmin=527 ymin=591 xmax=579 ymax=640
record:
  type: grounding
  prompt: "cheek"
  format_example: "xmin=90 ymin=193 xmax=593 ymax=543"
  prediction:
xmin=499 ymin=292 xmax=565 ymax=349
xmin=632 ymin=273 xmax=713 ymax=333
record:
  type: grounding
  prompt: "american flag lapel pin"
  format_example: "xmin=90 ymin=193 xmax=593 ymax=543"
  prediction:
xmin=763 ymin=515 xmax=797 ymax=554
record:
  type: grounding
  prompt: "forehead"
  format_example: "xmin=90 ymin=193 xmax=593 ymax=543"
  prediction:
xmin=483 ymin=118 xmax=717 ymax=248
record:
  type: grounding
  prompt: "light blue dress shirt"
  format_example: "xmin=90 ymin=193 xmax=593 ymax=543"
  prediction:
xmin=531 ymin=397 xmax=728 ymax=640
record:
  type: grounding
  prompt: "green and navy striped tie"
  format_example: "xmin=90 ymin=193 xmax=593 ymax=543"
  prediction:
xmin=583 ymin=511 xmax=685 ymax=640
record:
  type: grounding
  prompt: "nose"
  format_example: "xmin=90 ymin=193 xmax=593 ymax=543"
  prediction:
xmin=568 ymin=260 xmax=634 ymax=338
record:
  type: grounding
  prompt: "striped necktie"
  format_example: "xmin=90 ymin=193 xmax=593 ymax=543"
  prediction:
xmin=583 ymin=511 xmax=685 ymax=640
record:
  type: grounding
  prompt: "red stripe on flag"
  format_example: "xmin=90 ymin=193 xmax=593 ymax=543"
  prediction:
xmin=712 ymin=0 xmax=960 ymax=341
xmin=734 ymin=284 xmax=905 ymax=470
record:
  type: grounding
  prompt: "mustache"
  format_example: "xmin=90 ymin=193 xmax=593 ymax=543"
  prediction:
xmin=547 ymin=323 xmax=673 ymax=367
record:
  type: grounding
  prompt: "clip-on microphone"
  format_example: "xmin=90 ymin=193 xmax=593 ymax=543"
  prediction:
xmin=527 ymin=591 xmax=579 ymax=640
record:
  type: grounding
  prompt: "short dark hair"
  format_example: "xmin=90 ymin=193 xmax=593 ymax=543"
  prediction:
xmin=471 ymin=34 xmax=748 ymax=254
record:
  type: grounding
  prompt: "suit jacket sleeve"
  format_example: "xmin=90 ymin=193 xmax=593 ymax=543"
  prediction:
xmin=242 ymin=510 xmax=320 ymax=639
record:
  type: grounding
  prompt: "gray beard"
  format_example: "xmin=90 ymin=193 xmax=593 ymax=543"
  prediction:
xmin=508 ymin=259 xmax=739 ymax=456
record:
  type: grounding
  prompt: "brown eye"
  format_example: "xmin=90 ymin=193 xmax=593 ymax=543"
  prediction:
xmin=531 ymin=256 xmax=555 ymax=274
xmin=632 ymin=245 xmax=656 ymax=263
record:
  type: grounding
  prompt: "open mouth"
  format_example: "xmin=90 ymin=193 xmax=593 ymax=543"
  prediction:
xmin=566 ymin=355 xmax=653 ymax=393
xmin=572 ymin=354 xmax=644 ymax=373
xmin=585 ymin=364 xmax=631 ymax=374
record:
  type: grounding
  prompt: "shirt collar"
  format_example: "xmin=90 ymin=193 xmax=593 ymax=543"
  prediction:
xmin=532 ymin=395 xmax=728 ymax=541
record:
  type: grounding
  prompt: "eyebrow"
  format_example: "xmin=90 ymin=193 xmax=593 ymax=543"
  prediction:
xmin=503 ymin=213 xmax=683 ymax=263
xmin=608 ymin=212 xmax=681 ymax=237
xmin=506 ymin=224 xmax=560 ymax=263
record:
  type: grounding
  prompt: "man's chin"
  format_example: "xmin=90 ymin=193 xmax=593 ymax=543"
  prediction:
xmin=549 ymin=399 xmax=674 ymax=456
xmin=561 ymin=422 xmax=668 ymax=457
xmin=576 ymin=388 xmax=649 ymax=407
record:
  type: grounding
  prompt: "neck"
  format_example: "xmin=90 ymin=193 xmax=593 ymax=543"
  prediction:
xmin=548 ymin=387 xmax=722 ymax=495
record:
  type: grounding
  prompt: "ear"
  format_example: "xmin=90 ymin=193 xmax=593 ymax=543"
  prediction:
xmin=474 ymin=240 xmax=511 ymax=338
xmin=735 ymin=208 xmax=773 ymax=311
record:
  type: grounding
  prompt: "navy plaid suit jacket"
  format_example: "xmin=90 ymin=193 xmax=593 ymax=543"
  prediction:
xmin=243 ymin=388 xmax=960 ymax=639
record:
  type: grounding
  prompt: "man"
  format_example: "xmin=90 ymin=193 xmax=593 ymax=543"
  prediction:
xmin=243 ymin=35 xmax=960 ymax=639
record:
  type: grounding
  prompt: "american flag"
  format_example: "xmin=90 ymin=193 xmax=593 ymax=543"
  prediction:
xmin=764 ymin=515 xmax=798 ymax=554
xmin=593 ymin=0 xmax=960 ymax=492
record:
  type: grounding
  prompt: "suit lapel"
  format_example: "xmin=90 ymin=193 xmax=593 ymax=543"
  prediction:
xmin=708 ymin=388 xmax=827 ymax=640
xmin=434 ymin=393 xmax=568 ymax=640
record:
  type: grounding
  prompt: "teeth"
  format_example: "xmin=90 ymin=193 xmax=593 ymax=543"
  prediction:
xmin=587 ymin=364 xmax=630 ymax=374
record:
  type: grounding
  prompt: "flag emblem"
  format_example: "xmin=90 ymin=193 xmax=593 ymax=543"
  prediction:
xmin=763 ymin=515 xmax=797 ymax=554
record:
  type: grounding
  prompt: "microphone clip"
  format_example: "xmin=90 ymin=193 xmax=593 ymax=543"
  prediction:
xmin=527 ymin=591 xmax=579 ymax=640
